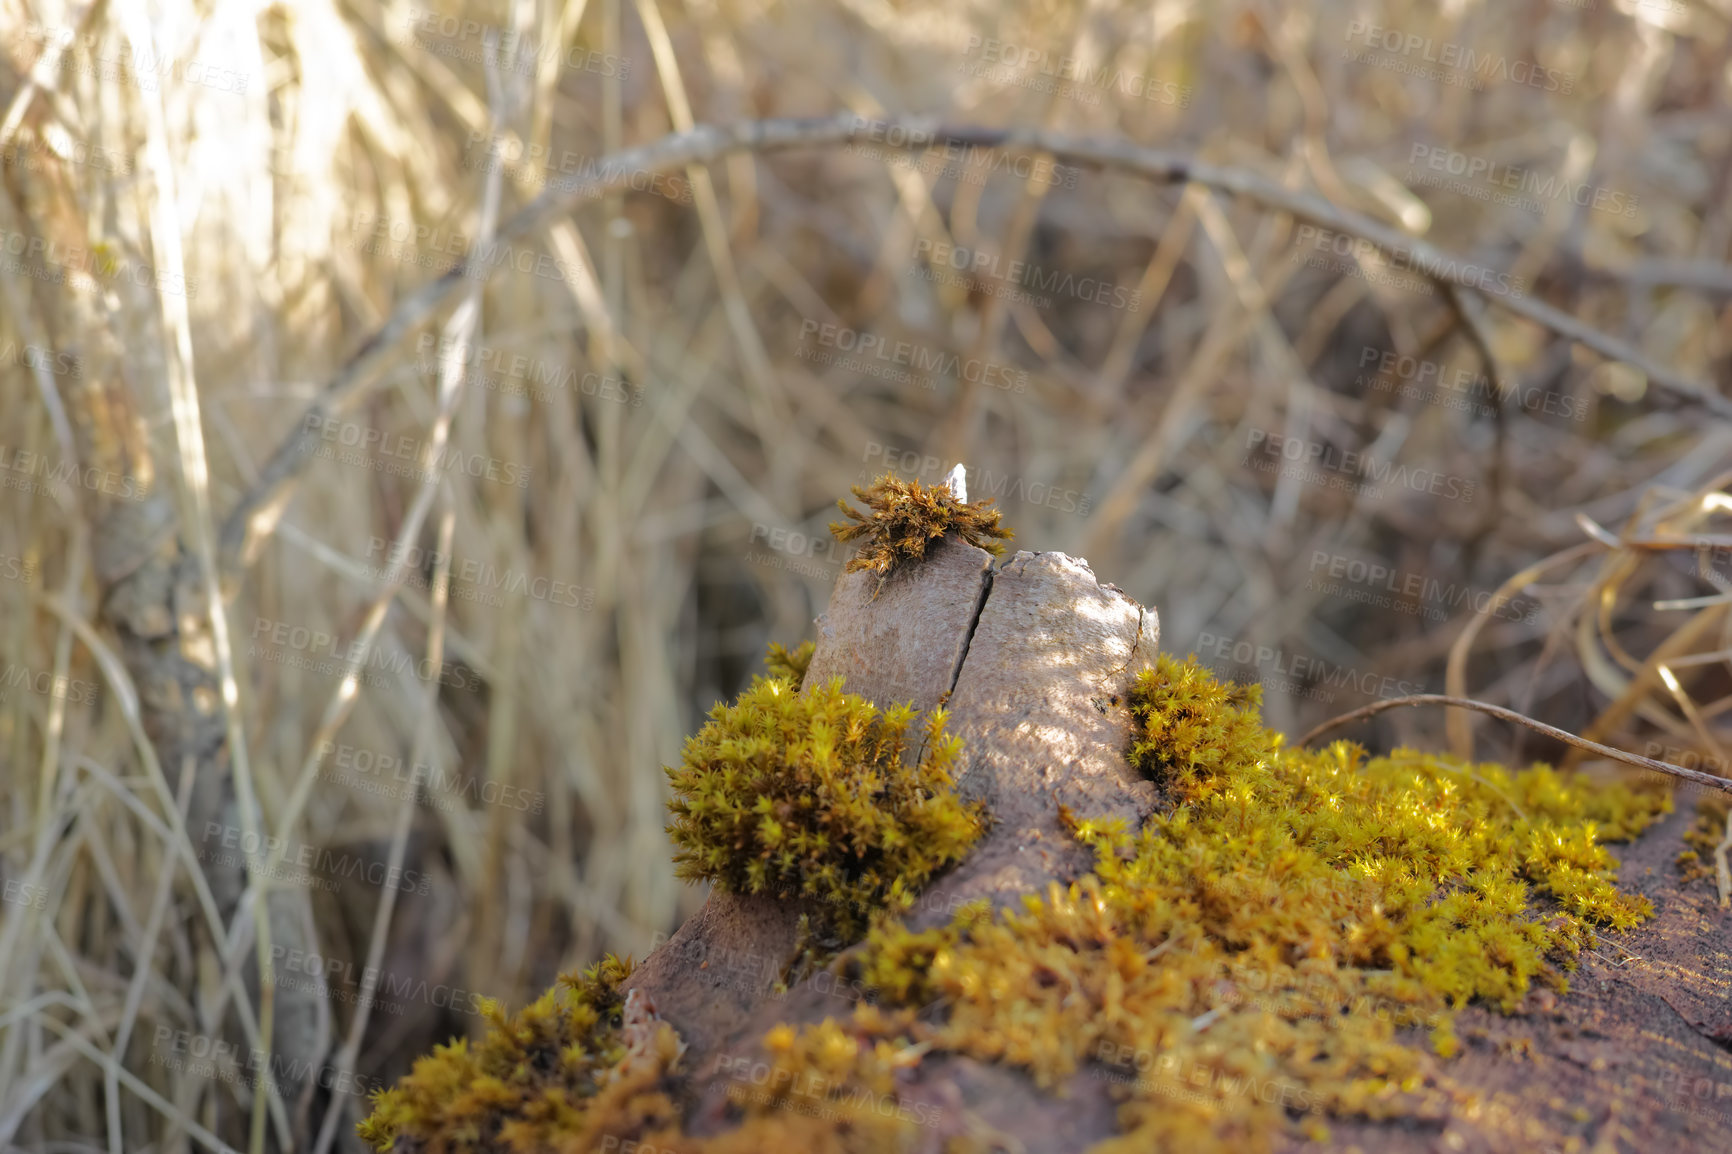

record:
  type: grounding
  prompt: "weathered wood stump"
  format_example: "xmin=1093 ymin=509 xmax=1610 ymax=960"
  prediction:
xmin=627 ymin=539 xmax=1157 ymax=1052
xmin=623 ymin=535 xmax=1732 ymax=1153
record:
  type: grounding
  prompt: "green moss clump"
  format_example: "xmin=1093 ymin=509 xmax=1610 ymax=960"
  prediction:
xmin=366 ymin=651 xmax=1674 ymax=1154
xmin=829 ymin=471 xmax=1012 ymax=591
xmin=703 ymin=1018 xmax=938 ymax=1150
xmin=664 ymin=666 xmax=985 ymax=939
xmin=1120 ymin=654 xmax=1662 ymax=1004
xmin=356 ymin=956 xmax=683 ymax=1153
xmin=764 ymin=639 xmax=814 ymax=691
xmin=832 ymin=654 xmax=1670 ymax=1152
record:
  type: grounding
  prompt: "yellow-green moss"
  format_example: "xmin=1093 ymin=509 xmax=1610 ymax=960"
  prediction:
xmin=827 ymin=654 xmax=1669 ymax=1152
xmin=365 ymin=654 xmax=1672 ymax=1154
xmin=829 ymin=471 xmax=1012 ymax=592
xmin=764 ymin=639 xmax=815 ymax=691
xmin=663 ymin=663 xmax=985 ymax=940
xmin=356 ymin=956 xmax=683 ymax=1153
xmin=703 ymin=1018 xmax=938 ymax=1150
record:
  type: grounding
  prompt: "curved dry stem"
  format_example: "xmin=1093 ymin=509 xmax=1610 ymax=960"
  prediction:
xmin=1298 ymin=692 xmax=1732 ymax=797
xmin=218 ymin=115 xmax=1732 ymax=575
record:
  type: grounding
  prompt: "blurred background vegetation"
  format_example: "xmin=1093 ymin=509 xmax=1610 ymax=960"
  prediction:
xmin=1 ymin=0 xmax=1730 ymax=1149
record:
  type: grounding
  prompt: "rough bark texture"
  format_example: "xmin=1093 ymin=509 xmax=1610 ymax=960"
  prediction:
xmin=630 ymin=536 xmax=1732 ymax=1154
xmin=619 ymin=893 xmax=806 ymax=1063
xmin=1303 ymin=797 xmax=1732 ymax=1154
xmin=801 ymin=533 xmax=993 ymax=716
xmin=905 ymin=549 xmax=1158 ymax=932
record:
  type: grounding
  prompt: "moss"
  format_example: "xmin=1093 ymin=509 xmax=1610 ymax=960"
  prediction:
xmin=356 ymin=956 xmax=684 ymax=1153
xmin=702 ymin=1018 xmax=937 ymax=1150
xmin=764 ymin=640 xmax=814 ymax=691
xmin=663 ymin=660 xmax=985 ymax=941
xmin=367 ymin=652 xmax=1673 ymax=1154
xmin=828 ymin=655 xmax=1669 ymax=1152
xmin=829 ymin=471 xmax=1012 ymax=594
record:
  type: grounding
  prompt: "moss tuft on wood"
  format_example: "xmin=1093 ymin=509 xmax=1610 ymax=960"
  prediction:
xmin=663 ymin=655 xmax=986 ymax=942
xmin=829 ymin=471 xmax=1012 ymax=595
xmin=763 ymin=639 xmax=815 ymax=691
xmin=356 ymin=956 xmax=685 ymax=1153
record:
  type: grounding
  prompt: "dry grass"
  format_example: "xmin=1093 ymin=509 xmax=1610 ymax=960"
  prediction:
xmin=0 ymin=0 xmax=1729 ymax=1150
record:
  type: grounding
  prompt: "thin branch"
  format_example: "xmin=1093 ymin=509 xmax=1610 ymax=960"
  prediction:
xmin=217 ymin=115 xmax=1732 ymax=572
xmin=1296 ymin=692 xmax=1732 ymax=797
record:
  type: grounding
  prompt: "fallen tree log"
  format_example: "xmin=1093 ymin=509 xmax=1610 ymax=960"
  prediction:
xmin=364 ymin=507 xmax=1732 ymax=1154
xmin=626 ymin=540 xmax=1732 ymax=1154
